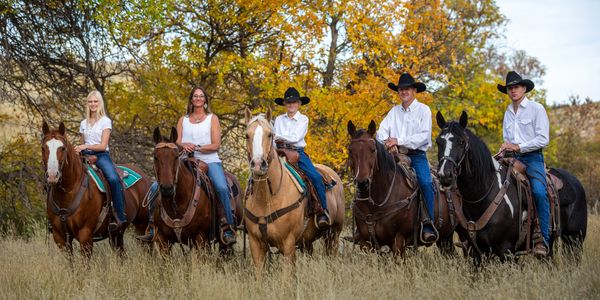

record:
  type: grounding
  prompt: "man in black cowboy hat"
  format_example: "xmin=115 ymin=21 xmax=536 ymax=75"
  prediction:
xmin=498 ymin=71 xmax=550 ymax=257
xmin=376 ymin=73 xmax=438 ymax=244
xmin=273 ymin=87 xmax=330 ymax=228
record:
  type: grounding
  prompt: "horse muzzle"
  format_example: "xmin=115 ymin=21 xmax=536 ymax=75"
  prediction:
xmin=159 ymin=184 xmax=175 ymax=197
xmin=250 ymin=158 xmax=268 ymax=175
xmin=355 ymin=178 xmax=371 ymax=198
xmin=45 ymin=170 xmax=62 ymax=185
xmin=437 ymin=170 xmax=456 ymax=188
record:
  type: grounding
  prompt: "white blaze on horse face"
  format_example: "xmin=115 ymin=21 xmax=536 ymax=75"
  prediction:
xmin=251 ymin=124 xmax=264 ymax=162
xmin=46 ymin=139 xmax=63 ymax=181
xmin=438 ymin=133 xmax=454 ymax=177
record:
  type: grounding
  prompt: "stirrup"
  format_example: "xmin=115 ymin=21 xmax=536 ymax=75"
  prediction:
xmin=419 ymin=221 xmax=439 ymax=244
xmin=220 ymin=225 xmax=237 ymax=246
xmin=314 ymin=210 xmax=331 ymax=229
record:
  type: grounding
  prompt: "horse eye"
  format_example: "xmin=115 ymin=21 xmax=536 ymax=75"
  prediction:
xmin=268 ymin=133 xmax=272 ymax=138
xmin=245 ymin=134 xmax=249 ymax=139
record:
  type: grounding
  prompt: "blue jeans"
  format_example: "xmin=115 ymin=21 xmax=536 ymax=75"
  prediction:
xmin=207 ymin=162 xmax=234 ymax=226
xmin=408 ymin=151 xmax=435 ymax=223
xmin=83 ymin=150 xmax=126 ymax=222
xmin=297 ymin=149 xmax=328 ymax=211
xmin=516 ymin=151 xmax=550 ymax=244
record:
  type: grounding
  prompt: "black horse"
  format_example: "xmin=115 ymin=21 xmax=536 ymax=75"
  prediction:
xmin=435 ymin=111 xmax=587 ymax=261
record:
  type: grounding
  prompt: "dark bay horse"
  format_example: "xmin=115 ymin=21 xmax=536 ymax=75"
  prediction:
xmin=152 ymin=127 xmax=242 ymax=255
xmin=435 ymin=111 xmax=587 ymax=261
xmin=42 ymin=122 xmax=152 ymax=257
xmin=244 ymin=109 xmax=345 ymax=273
xmin=347 ymin=120 xmax=458 ymax=256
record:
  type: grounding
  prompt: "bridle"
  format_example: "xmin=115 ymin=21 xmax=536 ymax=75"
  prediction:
xmin=438 ymin=129 xmax=470 ymax=180
xmin=154 ymin=142 xmax=182 ymax=206
xmin=247 ymin=120 xmax=282 ymax=196
xmin=348 ymin=137 xmax=396 ymax=207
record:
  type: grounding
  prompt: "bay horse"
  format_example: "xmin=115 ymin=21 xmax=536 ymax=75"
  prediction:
xmin=435 ymin=111 xmax=587 ymax=261
xmin=347 ymin=120 xmax=458 ymax=256
xmin=243 ymin=108 xmax=345 ymax=273
xmin=152 ymin=127 xmax=242 ymax=255
xmin=42 ymin=122 xmax=153 ymax=257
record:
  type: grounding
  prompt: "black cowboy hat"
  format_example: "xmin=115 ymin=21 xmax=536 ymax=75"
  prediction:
xmin=497 ymin=71 xmax=535 ymax=94
xmin=388 ymin=73 xmax=427 ymax=93
xmin=274 ymin=87 xmax=310 ymax=106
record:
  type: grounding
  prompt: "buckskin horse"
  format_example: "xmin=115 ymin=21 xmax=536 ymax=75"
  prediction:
xmin=42 ymin=122 xmax=153 ymax=257
xmin=435 ymin=111 xmax=587 ymax=262
xmin=347 ymin=120 xmax=458 ymax=257
xmin=243 ymin=109 xmax=345 ymax=273
xmin=152 ymin=127 xmax=242 ymax=255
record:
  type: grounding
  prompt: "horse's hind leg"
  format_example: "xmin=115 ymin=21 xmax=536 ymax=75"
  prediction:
xmin=392 ymin=234 xmax=407 ymax=258
xmin=110 ymin=232 xmax=126 ymax=258
xmin=324 ymin=228 xmax=341 ymax=256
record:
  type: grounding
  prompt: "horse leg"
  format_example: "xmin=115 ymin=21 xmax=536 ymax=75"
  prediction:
xmin=156 ymin=233 xmax=172 ymax=258
xmin=324 ymin=228 xmax=341 ymax=256
xmin=248 ymin=235 xmax=268 ymax=276
xmin=281 ymin=235 xmax=298 ymax=265
xmin=78 ymin=227 xmax=94 ymax=259
xmin=51 ymin=230 xmax=70 ymax=254
xmin=392 ymin=234 xmax=407 ymax=258
xmin=436 ymin=235 xmax=455 ymax=257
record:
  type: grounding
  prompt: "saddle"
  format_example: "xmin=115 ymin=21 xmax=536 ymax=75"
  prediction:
xmin=276 ymin=151 xmax=336 ymax=217
xmin=182 ymin=156 xmax=239 ymax=223
xmin=499 ymin=157 xmax=563 ymax=245
xmin=84 ymin=155 xmax=131 ymax=185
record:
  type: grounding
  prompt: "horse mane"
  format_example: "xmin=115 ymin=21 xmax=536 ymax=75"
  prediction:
xmin=447 ymin=122 xmax=496 ymax=188
xmin=248 ymin=114 xmax=273 ymax=129
xmin=351 ymin=129 xmax=396 ymax=174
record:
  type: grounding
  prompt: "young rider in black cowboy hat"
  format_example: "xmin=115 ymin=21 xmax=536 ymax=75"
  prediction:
xmin=498 ymin=71 xmax=550 ymax=257
xmin=273 ymin=87 xmax=331 ymax=228
xmin=376 ymin=73 xmax=438 ymax=244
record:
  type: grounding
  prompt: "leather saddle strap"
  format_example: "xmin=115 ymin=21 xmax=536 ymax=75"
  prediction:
xmin=244 ymin=193 xmax=305 ymax=240
xmin=159 ymin=181 xmax=202 ymax=243
xmin=454 ymin=163 xmax=513 ymax=231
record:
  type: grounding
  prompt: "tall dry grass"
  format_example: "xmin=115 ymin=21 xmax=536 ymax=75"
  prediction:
xmin=1 ymin=216 xmax=599 ymax=299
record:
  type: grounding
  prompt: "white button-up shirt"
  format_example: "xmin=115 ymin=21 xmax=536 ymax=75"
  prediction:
xmin=376 ymin=99 xmax=432 ymax=151
xmin=502 ymin=97 xmax=550 ymax=153
xmin=273 ymin=111 xmax=308 ymax=148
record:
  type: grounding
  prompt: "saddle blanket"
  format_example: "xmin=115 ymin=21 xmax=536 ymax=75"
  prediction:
xmin=87 ymin=165 xmax=142 ymax=193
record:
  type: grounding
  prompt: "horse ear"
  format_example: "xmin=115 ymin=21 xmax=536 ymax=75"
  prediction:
xmin=170 ymin=127 xmax=178 ymax=143
xmin=58 ymin=122 xmax=66 ymax=136
xmin=42 ymin=121 xmax=50 ymax=135
xmin=347 ymin=120 xmax=356 ymax=136
xmin=436 ymin=111 xmax=446 ymax=128
xmin=244 ymin=107 xmax=252 ymax=124
xmin=459 ymin=111 xmax=468 ymax=129
xmin=153 ymin=127 xmax=162 ymax=144
xmin=266 ymin=106 xmax=272 ymax=122
xmin=367 ymin=120 xmax=377 ymax=136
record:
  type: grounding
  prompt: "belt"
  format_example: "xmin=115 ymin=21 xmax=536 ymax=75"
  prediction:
xmin=276 ymin=143 xmax=303 ymax=151
xmin=518 ymin=149 xmax=542 ymax=156
xmin=406 ymin=149 xmax=425 ymax=156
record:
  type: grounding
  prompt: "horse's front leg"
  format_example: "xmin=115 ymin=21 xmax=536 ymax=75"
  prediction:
xmin=281 ymin=235 xmax=298 ymax=265
xmin=392 ymin=233 xmax=407 ymax=258
xmin=52 ymin=230 xmax=74 ymax=256
xmin=156 ymin=232 xmax=172 ymax=258
xmin=248 ymin=234 xmax=268 ymax=277
xmin=78 ymin=227 xmax=94 ymax=259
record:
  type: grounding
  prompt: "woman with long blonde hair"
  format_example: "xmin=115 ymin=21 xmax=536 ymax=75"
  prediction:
xmin=74 ymin=90 xmax=126 ymax=231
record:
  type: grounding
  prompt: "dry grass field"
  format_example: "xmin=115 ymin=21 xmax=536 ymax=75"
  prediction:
xmin=1 ymin=216 xmax=599 ymax=300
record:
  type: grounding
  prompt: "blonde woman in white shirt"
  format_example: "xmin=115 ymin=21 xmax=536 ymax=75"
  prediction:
xmin=376 ymin=73 xmax=438 ymax=244
xmin=175 ymin=86 xmax=236 ymax=246
xmin=498 ymin=71 xmax=550 ymax=256
xmin=74 ymin=90 xmax=125 ymax=231
xmin=273 ymin=87 xmax=330 ymax=228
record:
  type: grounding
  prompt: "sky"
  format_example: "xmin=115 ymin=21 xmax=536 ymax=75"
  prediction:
xmin=496 ymin=0 xmax=600 ymax=105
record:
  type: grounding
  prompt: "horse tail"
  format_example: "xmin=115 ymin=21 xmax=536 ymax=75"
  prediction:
xmin=548 ymin=168 xmax=587 ymax=252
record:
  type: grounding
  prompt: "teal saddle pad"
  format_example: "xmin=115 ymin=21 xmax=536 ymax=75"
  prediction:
xmin=86 ymin=165 xmax=142 ymax=193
